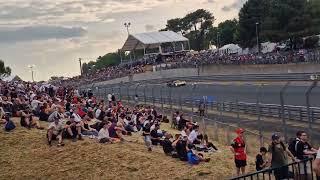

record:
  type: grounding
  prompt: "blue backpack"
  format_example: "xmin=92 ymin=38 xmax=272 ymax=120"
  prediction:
xmin=5 ymin=118 xmax=16 ymax=132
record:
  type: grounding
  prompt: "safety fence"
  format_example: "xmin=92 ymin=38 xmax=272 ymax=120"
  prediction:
xmin=230 ymin=158 xmax=316 ymax=180
xmin=139 ymin=96 xmax=320 ymax=123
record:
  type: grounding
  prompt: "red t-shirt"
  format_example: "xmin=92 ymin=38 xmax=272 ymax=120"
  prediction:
xmin=231 ymin=137 xmax=247 ymax=160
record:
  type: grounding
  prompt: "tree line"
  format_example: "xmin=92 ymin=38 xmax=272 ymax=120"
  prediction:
xmin=83 ymin=0 xmax=320 ymax=73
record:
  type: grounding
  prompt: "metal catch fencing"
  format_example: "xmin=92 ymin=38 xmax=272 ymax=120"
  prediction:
xmin=86 ymin=80 xmax=320 ymax=153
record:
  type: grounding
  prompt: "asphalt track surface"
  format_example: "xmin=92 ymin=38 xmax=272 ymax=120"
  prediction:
xmin=118 ymin=83 xmax=320 ymax=107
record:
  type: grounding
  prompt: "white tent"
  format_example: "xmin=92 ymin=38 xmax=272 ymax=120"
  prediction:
xmin=261 ymin=42 xmax=277 ymax=54
xmin=1 ymin=75 xmax=22 ymax=82
xmin=121 ymin=31 xmax=190 ymax=54
xmin=219 ymin=44 xmax=242 ymax=55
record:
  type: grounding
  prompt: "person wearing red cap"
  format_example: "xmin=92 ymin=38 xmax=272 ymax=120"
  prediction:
xmin=230 ymin=128 xmax=247 ymax=176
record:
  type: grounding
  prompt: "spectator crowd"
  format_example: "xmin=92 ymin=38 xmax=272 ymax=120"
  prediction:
xmin=1 ymin=79 xmax=320 ymax=179
xmin=53 ymin=49 xmax=320 ymax=88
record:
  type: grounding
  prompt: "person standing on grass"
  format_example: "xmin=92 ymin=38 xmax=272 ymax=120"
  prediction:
xmin=295 ymin=131 xmax=318 ymax=179
xmin=142 ymin=121 xmax=152 ymax=151
xmin=267 ymin=133 xmax=297 ymax=180
xmin=230 ymin=128 xmax=247 ymax=176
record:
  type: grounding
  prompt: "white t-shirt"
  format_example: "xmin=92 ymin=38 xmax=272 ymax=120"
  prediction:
xmin=98 ymin=128 xmax=110 ymax=140
xmin=31 ymin=100 xmax=41 ymax=110
xmin=73 ymin=113 xmax=82 ymax=123
xmin=30 ymin=94 xmax=36 ymax=101
xmin=95 ymin=109 xmax=102 ymax=119
xmin=107 ymin=94 xmax=112 ymax=101
xmin=48 ymin=122 xmax=63 ymax=135
xmin=317 ymin=148 xmax=320 ymax=159
xmin=188 ymin=130 xmax=198 ymax=144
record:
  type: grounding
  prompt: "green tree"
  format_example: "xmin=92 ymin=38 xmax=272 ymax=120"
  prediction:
xmin=162 ymin=18 xmax=184 ymax=33
xmin=81 ymin=53 xmax=121 ymax=74
xmin=0 ymin=60 xmax=11 ymax=76
xmin=238 ymin=0 xmax=271 ymax=47
xmin=162 ymin=9 xmax=215 ymax=50
xmin=217 ymin=19 xmax=239 ymax=46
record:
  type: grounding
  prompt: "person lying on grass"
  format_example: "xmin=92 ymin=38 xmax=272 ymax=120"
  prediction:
xmin=47 ymin=116 xmax=64 ymax=147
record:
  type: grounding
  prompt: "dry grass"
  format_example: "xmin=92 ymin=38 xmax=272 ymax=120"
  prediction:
xmin=0 ymin=119 xmax=257 ymax=180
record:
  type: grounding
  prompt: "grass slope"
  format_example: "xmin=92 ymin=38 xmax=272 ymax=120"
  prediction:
xmin=0 ymin=120 xmax=254 ymax=180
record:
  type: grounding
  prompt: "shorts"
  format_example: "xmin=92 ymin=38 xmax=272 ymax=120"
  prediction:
xmin=235 ymin=159 xmax=247 ymax=168
xmin=63 ymin=128 xmax=77 ymax=139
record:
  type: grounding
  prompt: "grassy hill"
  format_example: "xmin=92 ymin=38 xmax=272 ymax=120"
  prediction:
xmin=0 ymin=119 xmax=255 ymax=180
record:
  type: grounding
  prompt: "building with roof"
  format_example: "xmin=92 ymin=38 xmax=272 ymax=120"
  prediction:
xmin=121 ymin=31 xmax=190 ymax=57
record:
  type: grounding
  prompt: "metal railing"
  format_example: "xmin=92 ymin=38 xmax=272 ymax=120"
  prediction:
xmin=139 ymin=96 xmax=320 ymax=123
xmin=230 ymin=158 xmax=315 ymax=180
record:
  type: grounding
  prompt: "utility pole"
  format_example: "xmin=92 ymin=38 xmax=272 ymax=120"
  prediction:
xmin=79 ymin=58 xmax=82 ymax=76
xmin=256 ymin=22 xmax=260 ymax=54
xmin=217 ymin=31 xmax=220 ymax=55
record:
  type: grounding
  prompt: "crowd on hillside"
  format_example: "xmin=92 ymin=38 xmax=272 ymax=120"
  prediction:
xmin=0 ymin=80 xmax=215 ymax=165
xmin=53 ymin=49 xmax=320 ymax=87
xmin=1 ymin=79 xmax=320 ymax=179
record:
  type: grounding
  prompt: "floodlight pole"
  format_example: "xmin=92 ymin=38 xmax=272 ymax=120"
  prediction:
xmin=124 ymin=22 xmax=131 ymax=36
xmin=28 ymin=65 xmax=35 ymax=82
xmin=256 ymin=22 xmax=260 ymax=54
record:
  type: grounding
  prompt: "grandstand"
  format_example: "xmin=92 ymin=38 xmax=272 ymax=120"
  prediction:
xmin=120 ymin=31 xmax=190 ymax=63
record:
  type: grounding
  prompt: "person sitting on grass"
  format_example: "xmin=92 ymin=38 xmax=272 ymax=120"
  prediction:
xmin=63 ymin=115 xmax=83 ymax=142
xmin=256 ymin=147 xmax=268 ymax=171
xmin=150 ymin=123 xmax=163 ymax=146
xmin=162 ymin=133 xmax=180 ymax=158
xmin=202 ymin=134 xmax=218 ymax=151
xmin=20 ymin=109 xmax=44 ymax=130
xmin=187 ymin=144 xmax=210 ymax=165
xmin=3 ymin=115 xmax=16 ymax=132
xmin=108 ymin=122 xmax=127 ymax=141
xmin=47 ymin=116 xmax=64 ymax=147
xmin=48 ymin=105 xmax=64 ymax=122
xmin=98 ymin=121 xmax=112 ymax=143
xmin=38 ymin=103 xmax=50 ymax=121
xmin=81 ymin=116 xmax=98 ymax=138
xmin=188 ymin=125 xmax=201 ymax=145
xmin=176 ymin=135 xmax=188 ymax=161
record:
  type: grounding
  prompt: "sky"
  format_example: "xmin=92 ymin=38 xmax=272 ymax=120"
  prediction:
xmin=0 ymin=0 xmax=246 ymax=81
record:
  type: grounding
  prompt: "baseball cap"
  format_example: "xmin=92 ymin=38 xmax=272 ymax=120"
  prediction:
xmin=236 ymin=128 xmax=245 ymax=134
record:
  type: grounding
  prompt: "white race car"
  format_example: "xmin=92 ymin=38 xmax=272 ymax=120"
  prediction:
xmin=167 ymin=80 xmax=187 ymax=87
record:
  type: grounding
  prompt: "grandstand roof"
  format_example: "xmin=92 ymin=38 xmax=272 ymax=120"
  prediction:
xmin=121 ymin=31 xmax=188 ymax=51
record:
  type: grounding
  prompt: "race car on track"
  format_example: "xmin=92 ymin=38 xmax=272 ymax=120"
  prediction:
xmin=167 ymin=80 xmax=187 ymax=87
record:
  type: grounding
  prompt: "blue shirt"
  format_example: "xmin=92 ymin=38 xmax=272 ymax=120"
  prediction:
xmin=187 ymin=150 xmax=200 ymax=165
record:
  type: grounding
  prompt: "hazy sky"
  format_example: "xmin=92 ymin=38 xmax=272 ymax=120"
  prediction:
xmin=0 ymin=0 xmax=246 ymax=81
